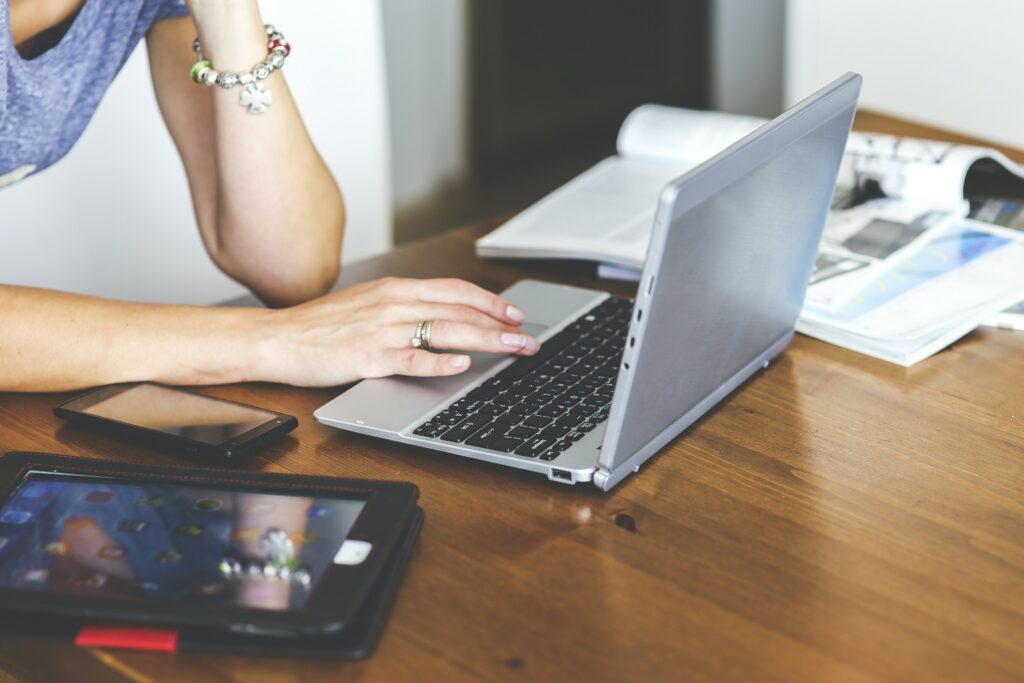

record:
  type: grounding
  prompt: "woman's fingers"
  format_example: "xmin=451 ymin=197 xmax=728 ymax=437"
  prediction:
xmin=377 ymin=349 xmax=473 ymax=377
xmin=373 ymin=301 xmax=519 ymax=333
xmin=387 ymin=320 xmax=540 ymax=356
xmin=381 ymin=278 xmax=525 ymax=326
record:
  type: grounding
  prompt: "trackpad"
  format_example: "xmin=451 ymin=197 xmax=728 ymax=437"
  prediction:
xmin=315 ymin=338 xmax=547 ymax=433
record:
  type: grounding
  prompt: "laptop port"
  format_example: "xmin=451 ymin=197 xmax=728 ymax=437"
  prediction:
xmin=550 ymin=469 xmax=573 ymax=483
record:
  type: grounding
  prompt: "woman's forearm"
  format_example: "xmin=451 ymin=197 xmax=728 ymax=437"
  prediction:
xmin=0 ymin=285 xmax=269 ymax=392
xmin=164 ymin=2 xmax=346 ymax=306
xmin=0 ymin=277 xmax=539 ymax=392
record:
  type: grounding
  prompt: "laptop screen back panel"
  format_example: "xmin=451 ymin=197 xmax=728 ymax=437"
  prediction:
xmin=595 ymin=74 xmax=861 ymax=488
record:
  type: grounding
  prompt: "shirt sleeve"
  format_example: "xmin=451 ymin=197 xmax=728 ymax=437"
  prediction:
xmin=154 ymin=0 xmax=190 ymax=23
xmin=0 ymin=1 xmax=9 ymax=122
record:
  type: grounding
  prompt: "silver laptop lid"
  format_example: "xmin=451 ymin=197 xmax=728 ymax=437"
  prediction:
xmin=596 ymin=73 xmax=861 ymax=484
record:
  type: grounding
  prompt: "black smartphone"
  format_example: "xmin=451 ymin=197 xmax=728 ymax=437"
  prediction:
xmin=54 ymin=383 xmax=298 ymax=464
xmin=0 ymin=452 xmax=419 ymax=637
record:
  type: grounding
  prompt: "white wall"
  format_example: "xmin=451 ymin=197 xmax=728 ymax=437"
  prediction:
xmin=711 ymin=0 xmax=785 ymax=118
xmin=787 ymin=0 xmax=1024 ymax=148
xmin=0 ymin=1 xmax=392 ymax=305
xmin=381 ymin=0 xmax=789 ymax=214
xmin=381 ymin=0 xmax=467 ymax=210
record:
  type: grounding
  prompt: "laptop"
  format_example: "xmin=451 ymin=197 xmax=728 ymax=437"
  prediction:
xmin=316 ymin=73 xmax=861 ymax=491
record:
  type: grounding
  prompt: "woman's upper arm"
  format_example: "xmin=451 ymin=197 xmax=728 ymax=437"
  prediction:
xmin=145 ymin=17 xmax=220 ymax=253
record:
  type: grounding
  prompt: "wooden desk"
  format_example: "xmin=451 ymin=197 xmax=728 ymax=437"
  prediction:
xmin=1 ymin=115 xmax=1023 ymax=683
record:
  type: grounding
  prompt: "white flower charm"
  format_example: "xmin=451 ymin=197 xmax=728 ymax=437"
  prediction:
xmin=239 ymin=83 xmax=273 ymax=114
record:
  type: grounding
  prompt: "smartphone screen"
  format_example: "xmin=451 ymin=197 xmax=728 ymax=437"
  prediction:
xmin=78 ymin=384 xmax=278 ymax=446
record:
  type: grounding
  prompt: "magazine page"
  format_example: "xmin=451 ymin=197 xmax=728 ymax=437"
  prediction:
xmin=477 ymin=106 xmax=764 ymax=268
xmin=971 ymin=196 xmax=1024 ymax=328
xmin=841 ymin=133 xmax=1024 ymax=209
xmin=801 ymin=220 xmax=1024 ymax=343
xmin=616 ymin=105 xmax=765 ymax=163
xmin=475 ymin=156 xmax=689 ymax=269
xmin=806 ymin=197 xmax=968 ymax=311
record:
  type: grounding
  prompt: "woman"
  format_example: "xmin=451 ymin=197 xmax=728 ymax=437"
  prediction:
xmin=0 ymin=0 xmax=539 ymax=392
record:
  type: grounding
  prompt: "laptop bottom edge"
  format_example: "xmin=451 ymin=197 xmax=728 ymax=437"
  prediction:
xmin=313 ymin=414 xmax=600 ymax=486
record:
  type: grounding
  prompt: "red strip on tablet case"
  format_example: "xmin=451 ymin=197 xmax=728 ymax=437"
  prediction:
xmin=75 ymin=626 xmax=179 ymax=653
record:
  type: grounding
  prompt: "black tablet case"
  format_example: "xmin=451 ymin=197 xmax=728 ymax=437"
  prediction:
xmin=0 ymin=506 xmax=422 ymax=659
xmin=0 ymin=453 xmax=424 ymax=660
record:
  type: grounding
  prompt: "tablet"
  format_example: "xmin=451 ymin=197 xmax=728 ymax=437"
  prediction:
xmin=0 ymin=453 xmax=418 ymax=636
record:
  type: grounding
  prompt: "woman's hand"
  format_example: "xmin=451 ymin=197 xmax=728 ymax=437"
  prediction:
xmin=254 ymin=278 xmax=539 ymax=387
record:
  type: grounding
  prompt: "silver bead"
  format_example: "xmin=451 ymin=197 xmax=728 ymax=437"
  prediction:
xmin=217 ymin=71 xmax=239 ymax=89
xmin=254 ymin=64 xmax=271 ymax=81
xmin=192 ymin=37 xmax=201 ymax=54
xmin=204 ymin=68 xmax=219 ymax=86
xmin=239 ymin=71 xmax=254 ymax=85
xmin=268 ymin=52 xmax=285 ymax=69
xmin=264 ymin=24 xmax=276 ymax=36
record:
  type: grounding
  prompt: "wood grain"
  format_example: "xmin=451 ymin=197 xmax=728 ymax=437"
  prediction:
xmin=0 ymin=114 xmax=1022 ymax=682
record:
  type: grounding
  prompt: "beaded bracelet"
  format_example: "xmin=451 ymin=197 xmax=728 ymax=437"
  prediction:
xmin=190 ymin=24 xmax=291 ymax=114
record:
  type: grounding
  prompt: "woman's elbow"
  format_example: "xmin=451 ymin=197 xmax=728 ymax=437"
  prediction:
xmin=258 ymin=253 xmax=340 ymax=307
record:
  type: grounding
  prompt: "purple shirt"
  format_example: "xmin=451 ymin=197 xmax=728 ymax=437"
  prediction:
xmin=0 ymin=0 xmax=188 ymax=187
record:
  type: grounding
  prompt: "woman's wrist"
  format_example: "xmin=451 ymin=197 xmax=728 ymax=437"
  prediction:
xmin=232 ymin=306 xmax=294 ymax=386
xmin=146 ymin=305 xmax=279 ymax=386
xmin=186 ymin=0 xmax=267 ymax=73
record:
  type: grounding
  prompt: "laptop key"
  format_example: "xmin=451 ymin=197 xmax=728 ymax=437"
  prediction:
xmin=482 ymin=376 xmax=515 ymax=391
xmin=508 ymin=425 xmax=539 ymax=439
xmin=555 ymin=413 xmax=585 ymax=429
xmin=492 ymin=393 xmax=522 ymax=407
xmin=440 ymin=415 xmax=491 ymax=443
xmin=494 ymin=412 xmax=522 ymax=426
xmin=433 ymin=409 xmax=466 ymax=425
xmin=540 ymin=424 xmax=570 ymax=439
xmin=465 ymin=423 xmax=509 ymax=448
xmin=521 ymin=391 xmax=555 ymax=407
xmin=548 ymin=395 xmax=577 ymax=410
xmin=540 ymin=439 xmax=573 ymax=461
xmin=522 ymin=415 xmax=552 ymax=429
xmin=451 ymin=398 xmax=486 ymax=413
xmin=413 ymin=422 xmax=448 ymax=438
xmin=495 ymin=330 xmax=573 ymax=382
xmin=486 ymin=436 xmax=526 ymax=453
xmin=467 ymin=385 xmax=500 ymax=401
xmin=538 ymin=404 xmax=566 ymax=419
xmin=515 ymin=435 xmax=557 ymax=458
xmin=507 ymin=404 xmax=534 ymax=419
xmin=478 ymin=404 xmax=507 ymax=417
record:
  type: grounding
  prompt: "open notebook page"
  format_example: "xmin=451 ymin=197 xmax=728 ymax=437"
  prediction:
xmin=476 ymin=105 xmax=765 ymax=268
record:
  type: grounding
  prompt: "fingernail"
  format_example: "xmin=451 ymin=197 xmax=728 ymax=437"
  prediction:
xmin=448 ymin=355 xmax=469 ymax=368
xmin=501 ymin=333 xmax=528 ymax=348
xmin=506 ymin=305 xmax=525 ymax=322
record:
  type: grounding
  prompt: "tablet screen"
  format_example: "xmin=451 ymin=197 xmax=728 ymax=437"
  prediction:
xmin=0 ymin=472 xmax=365 ymax=612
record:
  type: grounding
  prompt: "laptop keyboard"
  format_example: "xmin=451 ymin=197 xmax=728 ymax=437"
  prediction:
xmin=413 ymin=296 xmax=633 ymax=462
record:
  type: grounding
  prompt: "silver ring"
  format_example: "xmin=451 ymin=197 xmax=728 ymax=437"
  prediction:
xmin=412 ymin=320 xmax=433 ymax=351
